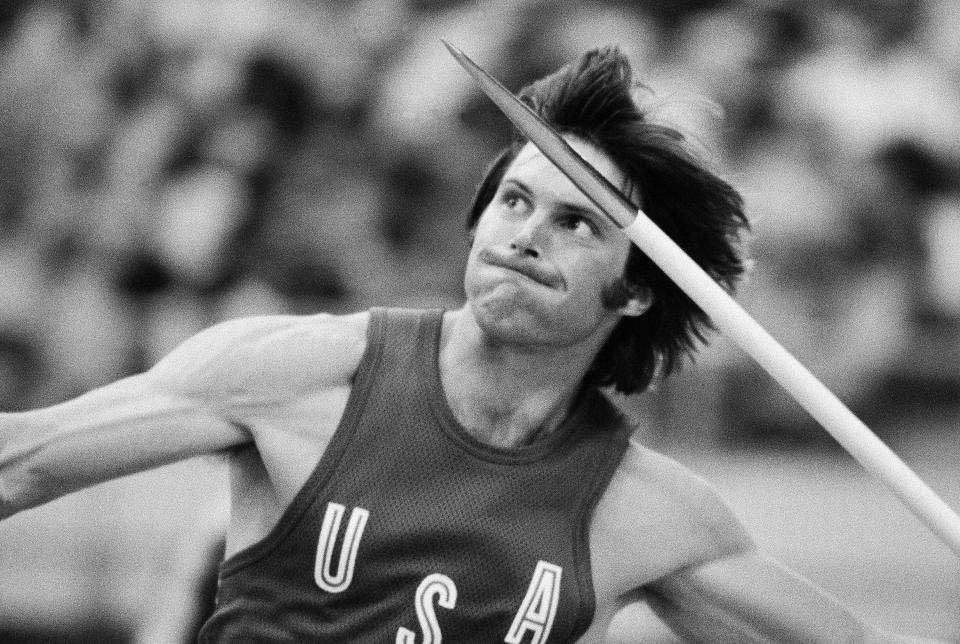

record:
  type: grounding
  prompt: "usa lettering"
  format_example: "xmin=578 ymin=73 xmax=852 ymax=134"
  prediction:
xmin=393 ymin=561 xmax=562 ymax=642
xmin=505 ymin=561 xmax=562 ymax=644
xmin=313 ymin=502 xmax=369 ymax=593
xmin=395 ymin=573 xmax=458 ymax=644
xmin=313 ymin=505 xmax=562 ymax=641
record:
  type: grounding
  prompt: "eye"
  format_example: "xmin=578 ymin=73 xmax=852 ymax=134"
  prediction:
xmin=500 ymin=189 xmax=529 ymax=214
xmin=558 ymin=214 xmax=598 ymax=238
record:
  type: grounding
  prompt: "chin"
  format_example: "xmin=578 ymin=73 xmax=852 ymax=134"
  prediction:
xmin=469 ymin=295 xmax=602 ymax=351
xmin=469 ymin=294 xmax=548 ymax=345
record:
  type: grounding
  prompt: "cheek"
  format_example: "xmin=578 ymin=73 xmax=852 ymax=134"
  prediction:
xmin=472 ymin=206 xmax=508 ymax=241
xmin=462 ymin=246 xmax=481 ymax=297
xmin=569 ymin=249 xmax=629 ymax=299
xmin=550 ymin=258 xmax=629 ymax=322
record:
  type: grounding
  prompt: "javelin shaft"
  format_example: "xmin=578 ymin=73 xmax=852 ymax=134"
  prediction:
xmin=624 ymin=214 xmax=960 ymax=558
xmin=443 ymin=40 xmax=960 ymax=558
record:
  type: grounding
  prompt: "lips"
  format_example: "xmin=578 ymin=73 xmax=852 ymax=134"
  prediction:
xmin=478 ymin=248 xmax=562 ymax=289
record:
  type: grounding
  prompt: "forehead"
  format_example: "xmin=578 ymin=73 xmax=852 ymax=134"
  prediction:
xmin=504 ymin=137 xmax=629 ymax=206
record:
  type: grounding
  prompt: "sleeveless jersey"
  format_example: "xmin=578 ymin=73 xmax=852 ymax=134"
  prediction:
xmin=198 ymin=308 xmax=632 ymax=643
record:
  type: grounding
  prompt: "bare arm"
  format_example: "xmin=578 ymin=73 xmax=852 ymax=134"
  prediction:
xmin=0 ymin=371 xmax=245 ymax=519
xmin=0 ymin=313 xmax=361 ymax=519
xmin=645 ymin=546 xmax=945 ymax=643
xmin=610 ymin=443 xmax=943 ymax=643
xmin=641 ymin=514 xmax=943 ymax=643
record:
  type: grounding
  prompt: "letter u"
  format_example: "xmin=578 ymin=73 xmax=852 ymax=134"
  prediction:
xmin=314 ymin=502 xmax=370 ymax=593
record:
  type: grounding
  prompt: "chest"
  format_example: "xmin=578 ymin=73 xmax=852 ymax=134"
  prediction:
xmin=222 ymin=389 xmax=630 ymax=642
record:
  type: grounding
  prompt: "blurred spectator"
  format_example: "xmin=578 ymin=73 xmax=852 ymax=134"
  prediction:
xmin=1 ymin=0 xmax=959 ymax=640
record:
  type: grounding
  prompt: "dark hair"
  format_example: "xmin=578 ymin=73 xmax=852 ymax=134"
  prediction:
xmin=466 ymin=46 xmax=750 ymax=394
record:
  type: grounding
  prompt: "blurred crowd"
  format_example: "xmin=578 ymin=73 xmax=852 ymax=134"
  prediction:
xmin=1 ymin=0 xmax=959 ymax=444
xmin=2 ymin=1 xmax=960 ymax=641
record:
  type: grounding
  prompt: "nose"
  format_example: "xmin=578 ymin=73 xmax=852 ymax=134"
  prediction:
xmin=508 ymin=211 xmax=546 ymax=258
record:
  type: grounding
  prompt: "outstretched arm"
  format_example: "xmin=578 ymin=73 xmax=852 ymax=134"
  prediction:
xmin=610 ymin=443 xmax=944 ymax=643
xmin=0 ymin=313 xmax=358 ymax=520
xmin=0 ymin=326 xmax=256 ymax=519
xmin=645 ymin=546 xmax=944 ymax=643
xmin=0 ymin=371 xmax=245 ymax=519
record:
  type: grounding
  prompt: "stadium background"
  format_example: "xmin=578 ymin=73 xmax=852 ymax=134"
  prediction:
xmin=0 ymin=0 xmax=958 ymax=641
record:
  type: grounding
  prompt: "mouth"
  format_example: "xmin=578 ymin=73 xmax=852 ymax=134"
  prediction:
xmin=478 ymin=249 xmax=562 ymax=289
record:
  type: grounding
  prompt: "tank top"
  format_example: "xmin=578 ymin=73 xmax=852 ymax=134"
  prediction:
xmin=198 ymin=307 xmax=632 ymax=642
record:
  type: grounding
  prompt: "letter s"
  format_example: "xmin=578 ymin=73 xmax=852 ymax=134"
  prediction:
xmin=395 ymin=573 xmax=458 ymax=644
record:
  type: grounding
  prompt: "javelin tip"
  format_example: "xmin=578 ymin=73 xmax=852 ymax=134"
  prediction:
xmin=440 ymin=39 xmax=464 ymax=61
xmin=441 ymin=39 xmax=485 ymax=81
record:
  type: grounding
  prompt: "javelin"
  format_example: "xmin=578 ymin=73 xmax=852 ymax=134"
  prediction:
xmin=442 ymin=40 xmax=960 ymax=559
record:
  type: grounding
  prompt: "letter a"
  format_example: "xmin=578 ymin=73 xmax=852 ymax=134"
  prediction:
xmin=314 ymin=502 xmax=370 ymax=593
xmin=504 ymin=561 xmax=562 ymax=644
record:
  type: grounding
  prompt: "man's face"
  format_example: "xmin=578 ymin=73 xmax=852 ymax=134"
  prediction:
xmin=464 ymin=137 xmax=641 ymax=348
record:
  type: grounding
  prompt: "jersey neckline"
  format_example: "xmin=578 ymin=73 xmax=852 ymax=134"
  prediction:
xmin=423 ymin=309 xmax=592 ymax=465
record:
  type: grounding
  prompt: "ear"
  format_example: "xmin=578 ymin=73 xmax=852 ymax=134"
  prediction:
xmin=616 ymin=284 xmax=653 ymax=317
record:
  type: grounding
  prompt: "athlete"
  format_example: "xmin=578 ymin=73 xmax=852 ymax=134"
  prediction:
xmin=0 ymin=47 xmax=940 ymax=642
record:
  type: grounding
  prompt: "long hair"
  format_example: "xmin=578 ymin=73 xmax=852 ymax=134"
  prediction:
xmin=466 ymin=47 xmax=750 ymax=394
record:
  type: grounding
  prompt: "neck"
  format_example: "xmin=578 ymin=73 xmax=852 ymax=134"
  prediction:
xmin=438 ymin=308 xmax=602 ymax=449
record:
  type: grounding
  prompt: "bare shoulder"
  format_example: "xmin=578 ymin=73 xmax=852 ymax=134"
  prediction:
xmin=149 ymin=311 xmax=371 ymax=406
xmin=595 ymin=439 xmax=753 ymax=576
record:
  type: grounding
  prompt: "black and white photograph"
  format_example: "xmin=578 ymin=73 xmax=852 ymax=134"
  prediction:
xmin=0 ymin=1 xmax=958 ymax=641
